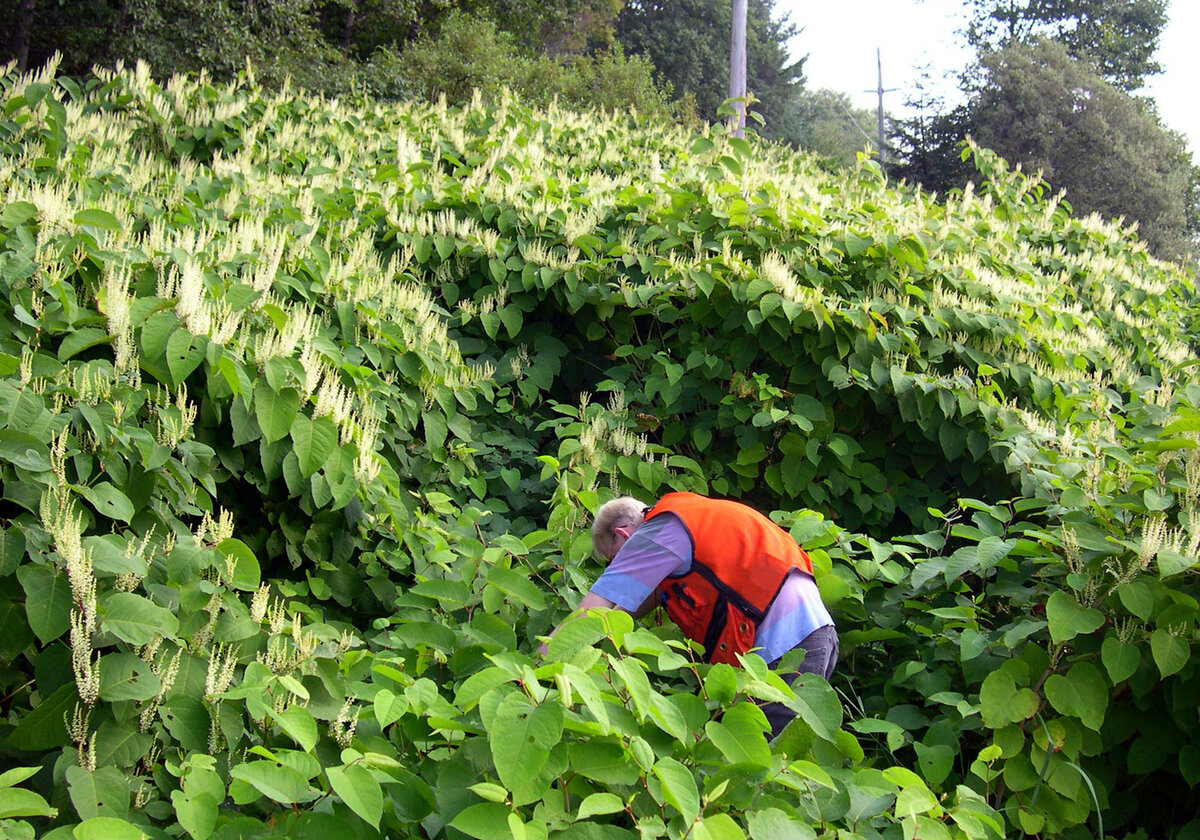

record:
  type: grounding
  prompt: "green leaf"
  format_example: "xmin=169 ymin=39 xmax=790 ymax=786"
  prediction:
xmin=1101 ymin=635 xmax=1141 ymax=683
xmin=467 ymin=782 xmax=509 ymax=803
xmin=653 ymin=757 xmax=699 ymax=824
xmin=704 ymin=702 xmax=770 ymax=767
xmin=784 ymin=674 xmax=843 ymax=742
xmin=1117 ymin=579 xmax=1155 ymax=619
xmin=487 ymin=693 xmax=563 ymax=806
xmin=747 ymin=808 xmax=816 ymax=840
xmin=66 ymin=765 xmax=130 ymax=820
xmin=171 ymin=789 xmax=218 ymax=840
xmin=1150 ymin=629 xmax=1188 ymax=677
xmin=372 ymin=688 xmax=409 ymax=728
xmin=1045 ymin=591 xmax=1104 ymax=644
xmin=694 ymin=813 xmax=745 ymax=840
xmin=326 ymin=764 xmax=382 ymax=829
xmin=166 ymin=329 xmax=205 ymax=386
xmin=1043 ymin=662 xmax=1108 ymax=730
xmin=0 ymin=201 xmax=37 ymax=227
xmin=704 ymin=664 xmax=737 ymax=705
xmin=78 ymin=482 xmax=136 ymax=523
xmin=100 ymin=592 xmax=180 ymax=646
xmin=57 ymin=328 xmax=112 ymax=362
xmin=0 ymin=767 xmax=40 ymax=789
xmin=17 ymin=564 xmax=71 ymax=643
xmin=254 ymin=382 xmax=301 ymax=444
xmin=98 ymin=653 xmax=161 ymax=702
xmin=913 ymin=742 xmax=955 ymax=786
xmin=270 ymin=705 xmax=319 ymax=753
xmin=216 ymin=538 xmax=260 ymax=590
xmin=577 ymin=792 xmax=624 ymax=820
xmin=291 ymin=414 xmax=338 ymax=477
xmin=140 ymin=311 xmax=179 ymax=361
xmin=450 ymin=802 xmax=514 ymax=840
xmin=545 ymin=614 xmax=606 ymax=661
xmin=72 ymin=817 xmax=148 ymax=840
xmin=0 ymin=429 xmax=51 ymax=472
xmin=4 ymin=682 xmax=74 ymax=751
xmin=230 ymin=761 xmax=311 ymax=805
xmin=0 ymin=787 xmax=57 ymax=819
xmin=978 ymin=669 xmax=1039 ymax=728
xmin=74 ymin=208 xmax=122 ymax=232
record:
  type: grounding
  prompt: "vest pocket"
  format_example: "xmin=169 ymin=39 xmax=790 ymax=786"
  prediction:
xmin=707 ymin=601 xmax=758 ymax=665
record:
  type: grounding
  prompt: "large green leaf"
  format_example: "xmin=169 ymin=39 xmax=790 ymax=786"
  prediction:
xmin=704 ymin=702 xmax=770 ymax=768
xmin=1043 ymin=662 xmax=1108 ymax=730
xmin=290 ymin=414 xmax=338 ymax=477
xmin=487 ymin=692 xmax=563 ymax=806
xmin=978 ymin=669 xmax=1039 ymax=728
xmin=1150 ymin=630 xmax=1189 ymax=677
xmin=171 ymin=789 xmax=218 ymax=840
xmin=77 ymin=481 xmax=136 ymax=523
xmin=66 ymin=765 xmax=130 ymax=820
xmin=0 ymin=429 xmax=51 ymax=471
xmin=270 ymin=705 xmax=318 ymax=753
xmin=326 ymin=764 xmax=382 ymax=829
xmin=229 ymin=761 xmax=311 ymax=805
xmin=166 ymin=329 xmax=206 ymax=386
xmin=72 ymin=817 xmax=146 ymax=839
xmin=1101 ymin=635 xmax=1141 ymax=683
xmin=0 ymin=787 xmax=57 ymax=819
xmin=652 ymin=757 xmax=699 ymax=825
xmin=4 ymin=682 xmax=75 ymax=751
xmin=98 ymin=653 xmax=162 ymax=702
xmin=216 ymin=538 xmax=260 ymax=591
xmin=254 ymin=381 xmax=301 ymax=444
xmin=1045 ymin=591 xmax=1104 ymax=644
xmin=450 ymin=802 xmax=514 ymax=840
xmin=17 ymin=564 xmax=71 ymax=643
xmin=100 ymin=592 xmax=180 ymax=646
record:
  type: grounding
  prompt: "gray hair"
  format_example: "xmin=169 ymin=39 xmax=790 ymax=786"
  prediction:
xmin=591 ymin=496 xmax=649 ymax=560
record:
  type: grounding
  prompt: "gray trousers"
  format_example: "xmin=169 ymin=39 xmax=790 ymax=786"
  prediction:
xmin=761 ymin=624 xmax=839 ymax=739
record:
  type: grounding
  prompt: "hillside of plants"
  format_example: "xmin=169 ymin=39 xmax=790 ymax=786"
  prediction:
xmin=1 ymin=58 xmax=1198 ymax=840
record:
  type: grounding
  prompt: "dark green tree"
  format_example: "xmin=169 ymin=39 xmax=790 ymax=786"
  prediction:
xmin=614 ymin=0 xmax=803 ymax=138
xmin=971 ymin=39 xmax=1195 ymax=261
xmin=966 ymin=0 xmax=1167 ymax=91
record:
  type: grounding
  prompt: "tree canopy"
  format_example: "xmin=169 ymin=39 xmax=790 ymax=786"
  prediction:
xmin=972 ymin=39 xmax=1194 ymax=262
xmin=615 ymin=0 xmax=804 ymax=139
xmin=965 ymin=0 xmax=1168 ymax=91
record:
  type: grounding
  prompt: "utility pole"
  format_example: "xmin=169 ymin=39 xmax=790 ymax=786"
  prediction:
xmin=730 ymin=0 xmax=748 ymax=138
xmin=864 ymin=48 xmax=897 ymax=163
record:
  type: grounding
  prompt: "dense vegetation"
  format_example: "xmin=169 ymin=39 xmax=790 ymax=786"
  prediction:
xmin=1 ymin=60 xmax=1199 ymax=840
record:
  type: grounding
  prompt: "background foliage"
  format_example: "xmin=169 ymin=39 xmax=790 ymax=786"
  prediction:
xmin=1 ymin=60 xmax=1200 ymax=840
xmin=890 ymin=0 xmax=1198 ymax=264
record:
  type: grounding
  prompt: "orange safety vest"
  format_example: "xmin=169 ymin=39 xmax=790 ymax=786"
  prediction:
xmin=645 ymin=492 xmax=814 ymax=666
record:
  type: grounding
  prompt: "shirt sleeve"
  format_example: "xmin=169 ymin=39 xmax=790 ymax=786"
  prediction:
xmin=589 ymin=513 xmax=693 ymax=612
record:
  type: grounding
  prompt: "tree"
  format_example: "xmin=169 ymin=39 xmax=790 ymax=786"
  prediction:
xmin=966 ymin=0 xmax=1167 ymax=91
xmin=615 ymin=0 xmax=803 ymax=139
xmin=888 ymin=71 xmax=977 ymax=195
xmin=787 ymin=88 xmax=880 ymax=166
xmin=971 ymin=39 xmax=1195 ymax=260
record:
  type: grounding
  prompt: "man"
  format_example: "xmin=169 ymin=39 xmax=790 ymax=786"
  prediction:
xmin=547 ymin=491 xmax=837 ymax=738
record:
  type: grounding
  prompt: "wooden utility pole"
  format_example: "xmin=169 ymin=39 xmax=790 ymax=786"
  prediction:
xmin=865 ymin=48 xmax=897 ymax=163
xmin=730 ymin=0 xmax=748 ymax=138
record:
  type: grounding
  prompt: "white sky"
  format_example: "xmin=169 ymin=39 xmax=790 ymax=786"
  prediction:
xmin=779 ymin=0 xmax=1200 ymax=156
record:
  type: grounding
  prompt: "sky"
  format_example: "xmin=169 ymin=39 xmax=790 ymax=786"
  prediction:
xmin=779 ymin=0 xmax=1200 ymax=156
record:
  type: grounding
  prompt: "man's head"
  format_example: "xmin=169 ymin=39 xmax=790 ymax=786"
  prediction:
xmin=591 ymin=496 xmax=649 ymax=561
